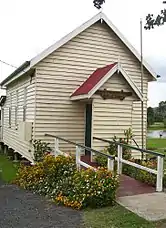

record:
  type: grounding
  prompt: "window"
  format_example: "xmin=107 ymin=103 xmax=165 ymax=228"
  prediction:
xmin=9 ymin=93 xmax=12 ymax=127
xmin=23 ymin=87 xmax=27 ymax=121
xmin=15 ymin=107 xmax=18 ymax=126
xmin=15 ymin=90 xmax=18 ymax=127
xmin=9 ymin=107 xmax=11 ymax=127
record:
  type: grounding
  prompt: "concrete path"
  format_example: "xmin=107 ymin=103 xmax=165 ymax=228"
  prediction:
xmin=0 ymin=182 xmax=83 ymax=228
xmin=117 ymin=192 xmax=166 ymax=221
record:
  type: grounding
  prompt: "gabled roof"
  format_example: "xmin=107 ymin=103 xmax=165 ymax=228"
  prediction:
xmin=70 ymin=62 xmax=143 ymax=101
xmin=1 ymin=12 xmax=157 ymax=87
xmin=71 ymin=63 xmax=117 ymax=97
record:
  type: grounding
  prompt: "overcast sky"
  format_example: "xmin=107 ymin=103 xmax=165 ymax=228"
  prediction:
xmin=0 ymin=0 xmax=166 ymax=107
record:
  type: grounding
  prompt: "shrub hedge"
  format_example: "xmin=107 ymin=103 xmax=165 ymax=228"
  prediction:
xmin=14 ymin=155 xmax=119 ymax=209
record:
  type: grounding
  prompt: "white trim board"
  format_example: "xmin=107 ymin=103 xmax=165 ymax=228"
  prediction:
xmin=3 ymin=12 xmax=157 ymax=86
xmin=71 ymin=63 xmax=143 ymax=101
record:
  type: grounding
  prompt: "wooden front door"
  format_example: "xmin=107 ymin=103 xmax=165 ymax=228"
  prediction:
xmin=85 ymin=103 xmax=92 ymax=155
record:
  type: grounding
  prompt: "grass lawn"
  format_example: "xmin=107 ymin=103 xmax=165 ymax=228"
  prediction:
xmin=84 ymin=204 xmax=166 ymax=228
xmin=146 ymin=138 xmax=166 ymax=153
xmin=0 ymin=154 xmax=19 ymax=182
xmin=148 ymin=122 xmax=165 ymax=131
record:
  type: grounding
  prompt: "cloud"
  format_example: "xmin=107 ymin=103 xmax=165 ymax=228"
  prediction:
xmin=146 ymin=56 xmax=166 ymax=82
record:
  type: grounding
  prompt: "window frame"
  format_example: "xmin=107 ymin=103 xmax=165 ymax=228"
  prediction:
xmin=23 ymin=87 xmax=27 ymax=122
xmin=15 ymin=90 xmax=18 ymax=128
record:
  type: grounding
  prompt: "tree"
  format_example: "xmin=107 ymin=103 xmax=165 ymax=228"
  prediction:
xmin=93 ymin=0 xmax=105 ymax=9
xmin=147 ymin=107 xmax=155 ymax=127
xmin=163 ymin=118 xmax=166 ymax=128
xmin=93 ymin=1 xmax=166 ymax=30
xmin=159 ymin=101 xmax=166 ymax=119
xmin=145 ymin=1 xmax=166 ymax=30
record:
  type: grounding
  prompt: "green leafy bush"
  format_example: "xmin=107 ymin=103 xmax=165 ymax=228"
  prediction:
xmin=95 ymin=128 xmax=133 ymax=167
xmin=33 ymin=140 xmax=52 ymax=162
xmin=95 ymin=138 xmax=132 ymax=167
xmin=14 ymin=155 xmax=119 ymax=209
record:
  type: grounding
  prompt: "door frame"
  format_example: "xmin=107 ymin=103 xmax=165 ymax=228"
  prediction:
xmin=84 ymin=101 xmax=93 ymax=155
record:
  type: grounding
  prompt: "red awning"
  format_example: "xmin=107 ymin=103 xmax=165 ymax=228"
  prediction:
xmin=71 ymin=63 xmax=117 ymax=97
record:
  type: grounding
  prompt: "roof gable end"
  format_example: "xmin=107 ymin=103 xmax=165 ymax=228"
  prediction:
xmin=1 ymin=12 xmax=156 ymax=87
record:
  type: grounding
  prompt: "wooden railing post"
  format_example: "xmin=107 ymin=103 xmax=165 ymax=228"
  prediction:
xmin=54 ymin=138 xmax=59 ymax=156
xmin=76 ymin=146 xmax=81 ymax=170
xmin=117 ymin=145 xmax=123 ymax=174
xmin=90 ymin=151 xmax=94 ymax=163
xmin=107 ymin=158 xmax=114 ymax=171
xmin=156 ymin=156 xmax=164 ymax=192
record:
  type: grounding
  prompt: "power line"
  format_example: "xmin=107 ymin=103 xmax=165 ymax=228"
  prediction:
xmin=0 ymin=59 xmax=18 ymax=69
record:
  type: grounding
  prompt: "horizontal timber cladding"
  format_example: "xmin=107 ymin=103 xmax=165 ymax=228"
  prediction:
xmin=92 ymin=96 xmax=133 ymax=151
xmin=35 ymin=21 xmax=149 ymax=153
xmin=131 ymin=101 xmax=147 ymax=152
xmin=2 ymin=75 xmax=36 ymax=162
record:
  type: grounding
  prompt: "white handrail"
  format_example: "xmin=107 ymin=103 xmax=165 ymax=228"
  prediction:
xmin=54 ymin=138 xmax=70 ymax=157
xmin=115 ymin=145 xmax=164 ymax=192
xmin=51 ymin=134 xmax=164 ymax=192
xmin=76 ymin=145 xmax=114 ymax=172
xmin=157 ymin=156 xmax=164 ymax=192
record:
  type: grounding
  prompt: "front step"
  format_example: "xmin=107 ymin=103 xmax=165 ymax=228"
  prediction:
xmin=81 ymin=155 xmax=98 ymax=168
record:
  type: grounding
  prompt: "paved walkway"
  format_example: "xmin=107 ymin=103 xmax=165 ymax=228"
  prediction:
xmin=0 ymin=181 xmax=83 ymax=228
xmin=117 ymin=175 xmax=156 ymax=197
xmin=118 ymin=192 xmax=166 ymax=221
xmin=117 ymin=175 xmax=166 ymax=221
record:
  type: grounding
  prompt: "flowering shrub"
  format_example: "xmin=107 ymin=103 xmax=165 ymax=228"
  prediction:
xmin=14 ymin=155 xmax=76 ymax=194
xmin=14 ymin=155 xmax=119 ymax=209
xmin=55 ymin=167 xmax=119 ymax=209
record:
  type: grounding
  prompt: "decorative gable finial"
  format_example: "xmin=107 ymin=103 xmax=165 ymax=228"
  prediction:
xmin=100 ymin=11 xmax=103 ymax=23
xmin=117 ymin=55 xmax=121 ymax=73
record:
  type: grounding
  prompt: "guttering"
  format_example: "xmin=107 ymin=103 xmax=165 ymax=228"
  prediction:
xmin=0 ymin=61 xmax=30 ymax=87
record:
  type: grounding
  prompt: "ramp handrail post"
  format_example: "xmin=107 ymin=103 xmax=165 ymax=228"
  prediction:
xmin=117 ymin=144 xmax=123 ymax=174
xmin=156 ymin=156 xmax=164 ymax=192
xmin=76 ymin=145 xmax=81 ymax=170
xmin=107 ymin=157 xmax=114 ymax=172
xmin=90 ymin=151 xmax=94 ymax=163
xmin=54 ymin=138 xmax=59 ymax=156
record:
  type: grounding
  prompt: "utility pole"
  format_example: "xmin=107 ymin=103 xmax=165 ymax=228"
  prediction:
xmin=140 ymin=19 xmax=144 ymax=158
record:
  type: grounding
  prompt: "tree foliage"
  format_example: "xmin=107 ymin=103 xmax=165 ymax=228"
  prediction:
xmin=148 ymin=101 xmax=166 ymax=126
xmin=145 ymin=2 xmax=166 ymax=30
xmin=147 ymin=107 xmax=155 ymax=127
xmin=93 ymin=0 xmax=105 ymax=9
xmin=93 ymin=0 xmax=166 ymax=29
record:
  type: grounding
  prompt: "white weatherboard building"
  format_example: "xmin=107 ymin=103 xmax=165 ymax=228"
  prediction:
xmin=0 ymin=12 xmax=156 ymax=162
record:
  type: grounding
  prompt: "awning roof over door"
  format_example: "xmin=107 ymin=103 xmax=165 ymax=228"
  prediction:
xmin=70 ymin=62 xmax=143 ymax=101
